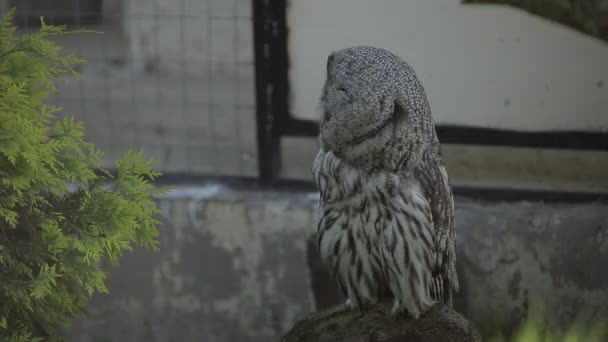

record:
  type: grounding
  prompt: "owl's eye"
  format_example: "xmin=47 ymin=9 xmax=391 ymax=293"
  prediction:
xmin=326 ymin=54 xmax=335 ymax=75
xmin=337 ymin=86 xmax=346 ymax=92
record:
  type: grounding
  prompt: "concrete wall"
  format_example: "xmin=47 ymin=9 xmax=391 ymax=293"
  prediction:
xmin=67 ymin=185 xmax=318 ymax=342
xmin=454 ymin=198 xmax=608 ymax=336
xmin=66 ymin=185 xmax=608 ymax=341
xmin=288 ymin=0 xmax=608 ymax=131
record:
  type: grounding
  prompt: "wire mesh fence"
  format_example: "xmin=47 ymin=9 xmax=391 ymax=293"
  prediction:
xmin=7 ymin=0 xmax=258 ymax=177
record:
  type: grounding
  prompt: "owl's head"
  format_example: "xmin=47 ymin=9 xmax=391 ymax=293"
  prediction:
xmin=318 ymin=46 xmax=435 ymax=173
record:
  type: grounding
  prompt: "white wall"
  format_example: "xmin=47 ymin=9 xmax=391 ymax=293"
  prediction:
xmin=288 ymin=0 xmax=608 ymax=132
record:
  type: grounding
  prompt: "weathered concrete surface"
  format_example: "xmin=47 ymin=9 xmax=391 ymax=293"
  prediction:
xmin=66 ymin=185 xmax=318 ymax=342
xmin=66 ymin=185 xmax=608 ymax=341
xmin=454 ymin=198 xmax=608 ymax=337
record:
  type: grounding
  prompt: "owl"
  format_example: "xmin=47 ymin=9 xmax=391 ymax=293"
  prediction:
xmin=312 ymin=46 xmax=458 ymax=319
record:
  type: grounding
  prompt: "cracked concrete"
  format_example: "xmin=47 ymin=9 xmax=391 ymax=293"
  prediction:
xmin=66 ymin=185 xmax=608 ymax=341
xmin=67 ymin=186 xmax=317 ymax=342
xmin=454 ymin=199 xmax=608 ymax=336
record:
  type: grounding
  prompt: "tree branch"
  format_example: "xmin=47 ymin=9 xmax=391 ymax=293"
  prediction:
xmin=462 ymin=0 xmax=608 ymax=43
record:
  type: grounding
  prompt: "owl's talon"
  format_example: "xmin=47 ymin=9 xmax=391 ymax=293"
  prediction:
xmin=390 ymin=300 xmax=407 ymax=316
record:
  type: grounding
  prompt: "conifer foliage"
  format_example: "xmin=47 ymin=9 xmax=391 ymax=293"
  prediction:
xmin=0 ymin=10 xmax=166 ymax=341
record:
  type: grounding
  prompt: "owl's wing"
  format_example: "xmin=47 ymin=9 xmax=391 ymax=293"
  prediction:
xmin=413 ymin=147 xmax=459 ymax=306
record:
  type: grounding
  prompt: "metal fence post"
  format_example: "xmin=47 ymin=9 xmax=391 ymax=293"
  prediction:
xmin=252 ymin=0 xmax=289 ymax=185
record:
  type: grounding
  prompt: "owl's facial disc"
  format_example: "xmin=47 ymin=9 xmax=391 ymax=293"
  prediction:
xmin=320 ymin=86 xmax=398 ymax=158
xmin=320 ymin=104 xmax=394 ymax=156
xmin=345 ymin=114 xmax=393 ymax=146
xmin=319 ymin=46 xmax=433 ymax=171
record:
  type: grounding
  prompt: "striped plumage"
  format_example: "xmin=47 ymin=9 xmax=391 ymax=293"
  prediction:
xmin=313 ymin=46 xmax=458 ymax=319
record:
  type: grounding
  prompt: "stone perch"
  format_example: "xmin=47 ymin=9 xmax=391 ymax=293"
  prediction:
xmin=280 ymin=303 xmax=482 ymax=342
xmin=293 ymin=234 xmax=481 ymax=341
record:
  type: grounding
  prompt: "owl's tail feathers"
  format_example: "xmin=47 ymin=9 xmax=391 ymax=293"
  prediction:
xmin=430 ymin=276 xmax=443 ymax=302
xmin=430 ymin=274 xmax=454 ymax=307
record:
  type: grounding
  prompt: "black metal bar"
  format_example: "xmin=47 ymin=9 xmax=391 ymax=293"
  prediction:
xmin=252 ymin=0 xmax=289 ymax=184
xmin=279 ymin=117 xmax=608 ymax=151
xmin=435 ymin=125 xmax=608 ymax=150
xmin=281 ymin=118 xmax=319 ymax=137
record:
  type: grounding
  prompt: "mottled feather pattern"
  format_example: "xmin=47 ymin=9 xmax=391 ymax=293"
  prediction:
xmin=314 ymin=149 xmax=437 ymax=318
xmin=314 ymin=46 xmax=458 ymax=319
xmin=415 ymin=143 xmax=459 ymax=300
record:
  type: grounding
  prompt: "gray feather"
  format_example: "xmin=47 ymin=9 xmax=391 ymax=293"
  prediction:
xmin=314 ymin=46 xmax=458 ymax=318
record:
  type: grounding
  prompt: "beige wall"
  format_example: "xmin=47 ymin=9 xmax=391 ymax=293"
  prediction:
xmin=288 ymin=0 xmax=608 ymax=131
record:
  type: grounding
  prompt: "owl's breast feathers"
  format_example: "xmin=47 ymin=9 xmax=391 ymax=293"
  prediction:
xmin=313 ymin=150 xmax=451 ymax=314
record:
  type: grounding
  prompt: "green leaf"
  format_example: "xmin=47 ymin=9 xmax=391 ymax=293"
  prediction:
xmin=0 ymin=10 xmax=165 ymax=341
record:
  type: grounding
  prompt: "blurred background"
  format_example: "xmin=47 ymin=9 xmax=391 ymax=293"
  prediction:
xmin=3 ymin=0 xmax=608 ymax=340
